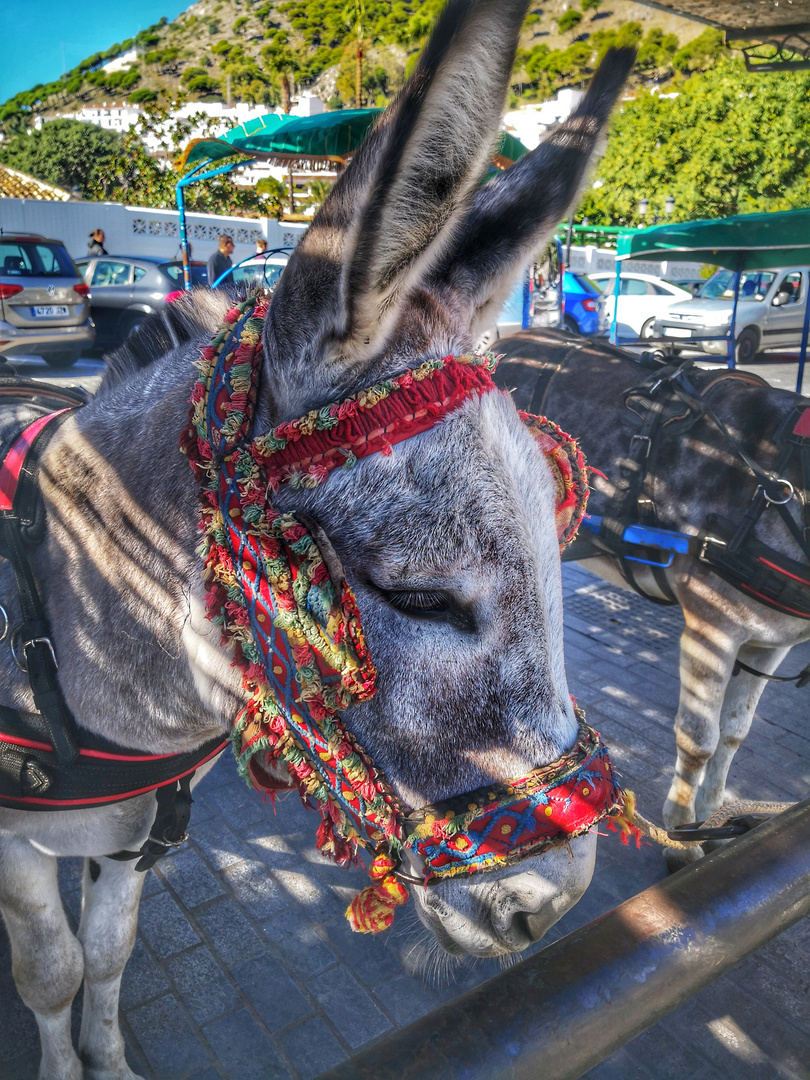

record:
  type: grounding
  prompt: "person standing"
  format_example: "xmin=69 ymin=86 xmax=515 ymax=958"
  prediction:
xmin=87 ymin=229 xmax=108 ymax=256
xmin=255 ymin=239 xmax=268 ymax=254
xmin=207 ymin=235 xmax=234 ymax=286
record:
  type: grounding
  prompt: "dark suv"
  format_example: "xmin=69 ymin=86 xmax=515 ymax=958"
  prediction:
xmin=75 ymin=256 xmax=208 ymax=352
xmin=0 ymin=233 xmax=94 ymax=367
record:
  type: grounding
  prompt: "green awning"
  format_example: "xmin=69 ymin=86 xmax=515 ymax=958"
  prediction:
xmin=181 ymin=110 xmax=528 ymax=171
xmin=616 ymin=209 xmax=810 ymax=270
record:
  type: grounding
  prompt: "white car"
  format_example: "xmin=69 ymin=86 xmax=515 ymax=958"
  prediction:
xmin=590 ymin=271 xmax=692 ymax=340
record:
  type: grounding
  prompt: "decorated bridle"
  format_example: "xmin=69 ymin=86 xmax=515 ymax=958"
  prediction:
xmin=181 ymin=296 xmax=625 ymax=933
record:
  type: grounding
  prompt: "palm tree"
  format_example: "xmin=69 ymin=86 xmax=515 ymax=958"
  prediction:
xmin=342 ymin=0 xmax=366 ymax=108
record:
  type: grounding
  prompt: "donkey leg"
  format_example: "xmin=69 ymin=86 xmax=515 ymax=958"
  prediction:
xmin=0 ymin=838 xmax=84 ymax=1080
xmin=695 ymin=644 xmax=790 ymax=822
xmin=662 ymin=622 xmax=737 ymax=868
xmin=78 ymin=857 xmax=147 ymax=1080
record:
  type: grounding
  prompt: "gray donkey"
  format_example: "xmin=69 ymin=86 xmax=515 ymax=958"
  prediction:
xmin=0 ymin=4 xmax=634 ymax=1077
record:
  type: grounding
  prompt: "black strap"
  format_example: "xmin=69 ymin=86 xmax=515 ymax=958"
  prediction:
xmin=0 ymin=409 xmax=80 ymax=765
xmin=733 ymin=658 xmax=810 ymax=688
xmin=107 ymin=774 xmax=196 ymax=871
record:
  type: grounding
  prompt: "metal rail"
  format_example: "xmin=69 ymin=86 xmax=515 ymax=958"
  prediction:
xmin=317 ymin=798 xmax=810 ymax=1080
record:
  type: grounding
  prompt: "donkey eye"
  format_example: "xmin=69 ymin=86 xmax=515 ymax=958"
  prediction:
xmin=386 ymin=590 xmax=450 ymax=615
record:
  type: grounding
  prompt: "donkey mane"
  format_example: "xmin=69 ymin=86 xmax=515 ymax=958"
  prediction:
xmin=97 ymin=289 xmax=231 ymax=394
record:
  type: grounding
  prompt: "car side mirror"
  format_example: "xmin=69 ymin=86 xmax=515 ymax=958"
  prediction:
xmin=772 ymin=291 xmax=790 ymax=307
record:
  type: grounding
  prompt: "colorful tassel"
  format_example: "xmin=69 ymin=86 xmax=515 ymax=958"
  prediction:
xmin=346 ymin=854 xmax=409 ymax=933
xmin=606 ymin=789 xmax=644 ymax=847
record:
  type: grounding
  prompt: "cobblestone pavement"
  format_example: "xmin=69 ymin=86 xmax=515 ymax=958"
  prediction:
xmin=2 ymin=563 xmax=808 ymax=1080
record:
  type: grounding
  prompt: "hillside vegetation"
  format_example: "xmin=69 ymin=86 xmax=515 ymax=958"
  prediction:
xmin=2 ymin=0 xmax=809 ymax=226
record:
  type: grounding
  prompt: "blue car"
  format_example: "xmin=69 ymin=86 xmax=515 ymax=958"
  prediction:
xmin=561 ymin=271 xmax=601 ymax=335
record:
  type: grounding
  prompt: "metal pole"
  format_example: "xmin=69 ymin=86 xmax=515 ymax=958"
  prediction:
xmin=796 ymin=269 xmax=810 ymax=394
xmin=727 ymin=256 xmax=743 ymax=369
xmin=176 ymin=181 xmax=190 ymax=291
xmin=609 ymin=260 xmax=621 ymax=345
xmin=316 ymin=798 xmax=810 ymax=1080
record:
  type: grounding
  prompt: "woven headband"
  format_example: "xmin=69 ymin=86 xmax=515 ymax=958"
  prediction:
xmin=181 ymin=297 xmax=620 ymax=933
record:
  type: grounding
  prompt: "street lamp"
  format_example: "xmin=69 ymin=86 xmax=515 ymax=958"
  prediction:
xmin=638 ymin=196 xmax=649 ymax=218
xmin=665 ymin=194 xmax=675 ymax=216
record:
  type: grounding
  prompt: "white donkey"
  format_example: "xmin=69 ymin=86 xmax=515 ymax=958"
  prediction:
xmin=0 ymin=6 xmax=634 ymax=1078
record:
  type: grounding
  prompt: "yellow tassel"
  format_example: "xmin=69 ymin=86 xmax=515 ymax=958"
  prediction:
xmin=345 ymin=855 xmax=409 ymax=934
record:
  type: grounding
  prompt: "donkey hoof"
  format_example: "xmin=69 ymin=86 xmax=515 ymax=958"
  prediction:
xmin=663 ymin=845 xmax=704 ymax=874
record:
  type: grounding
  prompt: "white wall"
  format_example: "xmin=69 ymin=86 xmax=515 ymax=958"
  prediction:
xmin=566 ymin=243 xmax=704 ymax=280
xmin=0 ymin=198 xmax=307 ymax=264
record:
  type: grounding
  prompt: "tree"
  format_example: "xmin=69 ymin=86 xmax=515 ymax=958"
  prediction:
xmin=577 ymin=59 xmax=810 ymax=225
xmin=556 ymin=10 xmax=583 ymax=34
xmin=343 ymin=0 xmax=367 ymax=107
xmin=581 ymin=0 xmax=601 ymax=11
xmin=0 ymin=119 xmax=125 ymax=195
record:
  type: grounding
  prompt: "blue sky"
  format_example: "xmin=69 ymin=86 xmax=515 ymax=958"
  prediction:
xmin=0 ymin=1 xmax=192 ymax=103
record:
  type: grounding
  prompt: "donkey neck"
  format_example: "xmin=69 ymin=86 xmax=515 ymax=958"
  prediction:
xmin=17 ymin=355 xmax=243 ymax=754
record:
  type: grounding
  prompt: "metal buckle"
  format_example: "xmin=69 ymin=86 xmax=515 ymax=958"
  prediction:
xmin=9 ymin=628 xmax=27 ymax=672
xmin=629 ymin=434 xmax=651 ymax=459
xmin=762 ymin=478 xmax=794 ymax=506
xmin=158 ymin=831 xmax=189 ymax=848
xmin=0 ymin=604 xmax=7 ymax=643
xmin=19 ymin=636 xmax=58 ymax=671
xmin=698 ymin=534 xmax=726 ymax=562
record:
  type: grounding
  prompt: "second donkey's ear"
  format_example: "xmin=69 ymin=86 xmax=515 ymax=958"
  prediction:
xmin=263 ymin=0 xmax=533 ymax=420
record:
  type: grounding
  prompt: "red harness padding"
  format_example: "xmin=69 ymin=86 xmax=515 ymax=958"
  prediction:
xmin=0 ymin=408 xmax=228 ymax=813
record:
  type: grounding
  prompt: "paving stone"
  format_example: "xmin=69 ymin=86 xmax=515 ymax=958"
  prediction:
xmin=138 ymin=891 xmax=201 ymax=958
xmin=585 ymin=1046 xmax=655 ymax=1080
xmin=158 ymin=845 xmax=226 ymax=909
xmin=230 ymin=953 xmax=312 ymax=1031
xmin=119 ymin=936 xmax=170 ymax=1010
xmin=140 ymin=867 xmax=165 ymax=900
xmin=205 ymin=780 xmax=272 ymax=829
xmin=165 ymin=946 xmax=241 ymax=1026
xmin=204 ymin=1010 xmax=288 ymax=1080
xmin=222 ymin=859 xmax=290 ymax=919
xmin=321 ymin=914 xmax=414 ymax=985
xmin=623 ymin=1021 xmax=712 ymax=1079
xmin=275 ymin=1016 xmax=348 ymax=1080
xmin=194 ymin=897 xmax=266 ymax=967
xmin=126 ymin=995 xmax=209 ymax=1077
xmin=184 ymin=1069 xmax=225 ymax=1080
xmin=0 ymin=1050 xmax=43 ymax=1080
xmin=272 ymin=868 xmax=346 ymax=919
xmin=308 ymin=967 xmax=392 ymax=1049
xmin=260 ymin=909 xmax=339 ymax=977
xmin=370 ymin=973 xmax=442 ymax=1027
xmin=193 ymin=816 xmax=254 ymax=872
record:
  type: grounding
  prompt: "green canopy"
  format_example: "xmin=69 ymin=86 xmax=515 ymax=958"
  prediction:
xmin=181 ymin=109 xmax=528 ymax=170
xmin=616 ymin=209 xmax=810 ymax=270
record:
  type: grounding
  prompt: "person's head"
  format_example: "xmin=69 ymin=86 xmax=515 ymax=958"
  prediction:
xmin=219 ymin=235 xmax=234 ymax=255
xmin=91 ymin=228 xmax=105 ymax=243
xmin=255 ymin=239 xmax=267 ymax=253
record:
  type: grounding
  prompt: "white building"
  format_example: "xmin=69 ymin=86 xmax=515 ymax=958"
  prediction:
xmin=101 ymin=49 xmax=139 ymax=74
xmin=503 ymin=88 xmax=586 ymax=150
xmin=33 ymin=103 xmax=143 ymax=133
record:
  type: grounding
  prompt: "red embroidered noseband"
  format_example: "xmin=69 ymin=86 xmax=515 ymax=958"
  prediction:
xmin=181 ymin=297 xmax=622 ymax=933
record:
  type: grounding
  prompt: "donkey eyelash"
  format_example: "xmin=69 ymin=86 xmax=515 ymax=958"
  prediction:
xmin=385 ymin=590 xmax=450 ymax=614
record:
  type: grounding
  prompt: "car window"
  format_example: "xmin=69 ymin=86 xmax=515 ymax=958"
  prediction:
xmin=91 ymin=260 xmax=132 ymax=287
xmin=775 ymin=272 xmax=802 ymax=303
xmin=133 ymin=266 xmax=147 ymax=283
xmin=620 ymin=278 xmax=653 ymax=296
xmin=0 ymin=240 xmax=78 ymax=278
xmin=159 ymin=263 xmax=208 ymax=287
xmin=699 ymin=270 xmax=775 ymax=301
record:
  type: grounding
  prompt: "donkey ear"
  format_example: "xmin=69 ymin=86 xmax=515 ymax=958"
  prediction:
xmin=264 ymin=0 xmax=534 ymax=417
xmin=427 ymin=47 xmax=636 ymax=341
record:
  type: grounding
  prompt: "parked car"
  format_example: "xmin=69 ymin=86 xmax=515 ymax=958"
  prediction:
xmin=560 ymin=271 xmax=602 ymax=335
xmin=590 ymin=271 xmax=692 ymax=339
xmin=653 ymin=267 xmax=810 ymax=364
xmin=0 ymin=233 xmax=94 ymax=367
xmin=75 ymin=256 xmax=208 ymax=352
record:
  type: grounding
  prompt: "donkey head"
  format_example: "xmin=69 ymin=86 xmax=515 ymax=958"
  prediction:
xmin=255 ymin=0 xmax=634 ymax=956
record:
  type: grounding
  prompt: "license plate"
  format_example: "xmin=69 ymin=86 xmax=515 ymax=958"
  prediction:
xmin=32 ymin=305 xmax=68 ymax=317
xmin=663 ymin=326 xmax=692 ymax=338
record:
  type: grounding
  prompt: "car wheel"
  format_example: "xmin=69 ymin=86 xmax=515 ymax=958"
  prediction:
xmin=640 ymin=317 xmax=656 ymax=339
xmin=42 ymin=349 xmax=80 ymax=369
xmin=735 ymin=326 xmax=760 ymax=364
xmin=563 ymin=316 xmax=580 ymax=335
xmin=122 ymin=313 xmax=145 ymax=342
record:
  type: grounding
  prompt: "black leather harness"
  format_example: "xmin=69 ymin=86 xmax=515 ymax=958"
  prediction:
xmin=0 ymin=377 xmax=228 ymax=869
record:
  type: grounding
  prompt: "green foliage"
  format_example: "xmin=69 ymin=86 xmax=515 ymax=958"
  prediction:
xmin=233 ymin=16 xmax=249 ymax=30
xmin=556 ymin=10 xmax=583 ymax=34
xmin=578 ymin=59 xmax=810 ymax=225
xmin=581 ymin=0 xmax=601 ymax=10
xmin=186 ymin=75 xmax=222 ymax=94
xmin=182 ymin=67 xmax=209 ymax=85
xmin=0 ymin=119 xmax=125 ymax=195
xmin=129 ymin=89 xmax=158 ymax=104
xmin=673 ymin=27 xmax=725 ymax=73
xmin=256 ymin=175 xmax=287 ymax=217
xmin=636 ymin=28 xmax=679 ymax=73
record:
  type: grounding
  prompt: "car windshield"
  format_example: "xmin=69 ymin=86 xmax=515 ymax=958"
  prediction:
xmin=160 ymin=262 xmax=208 ymax=287
xmin=698 ymin=270 xmax=775 ymax=302
xmin=230 ymin=260 xmax=287 ymax=290
xmin=0 ymin=240 xmax=78 ymax=279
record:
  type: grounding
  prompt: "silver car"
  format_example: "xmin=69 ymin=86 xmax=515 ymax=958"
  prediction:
xmin=0 ymin=233 xmax=95 ymax=368
xmin=654 ymin=267 xmax=809 ymax=364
